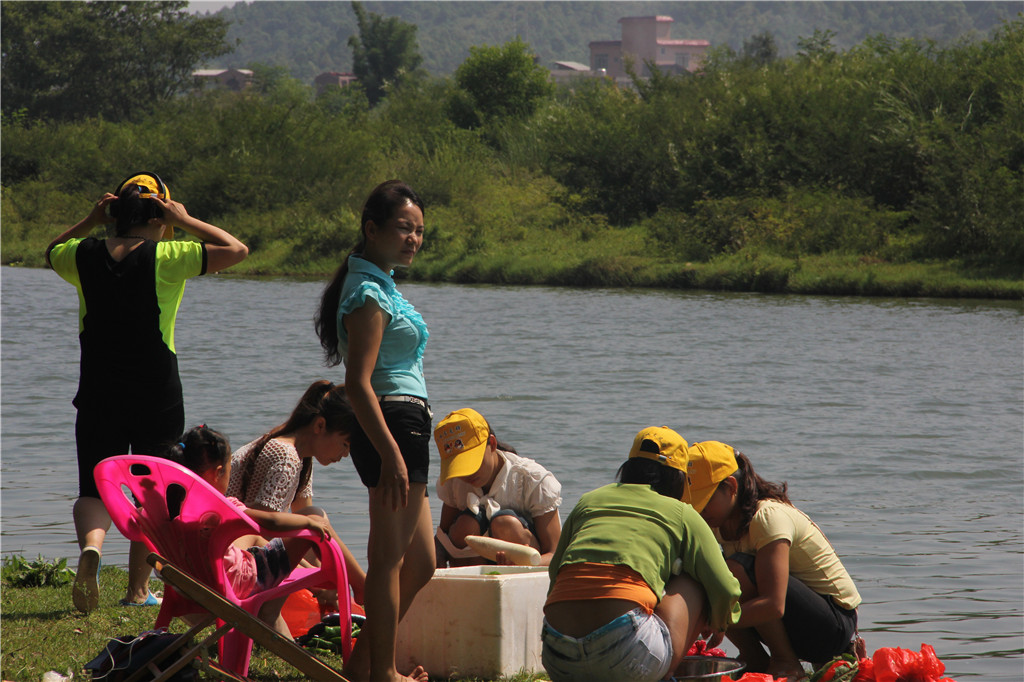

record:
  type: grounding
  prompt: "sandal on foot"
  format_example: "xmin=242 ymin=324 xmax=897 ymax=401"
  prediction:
xmin=73 ymin=546 xmax=101 ymax=613
xmin=118 ymin=592 xmax=162 ymax=607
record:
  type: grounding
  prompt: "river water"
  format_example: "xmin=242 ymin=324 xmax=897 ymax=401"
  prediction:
xmin=2 ymin=265 xmax=1021 ymax=678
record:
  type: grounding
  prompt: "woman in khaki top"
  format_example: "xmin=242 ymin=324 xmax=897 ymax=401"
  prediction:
xmin=683 ymin=441 xmax=862 ymax=680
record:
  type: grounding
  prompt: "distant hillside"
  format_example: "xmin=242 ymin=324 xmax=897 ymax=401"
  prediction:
xmin=205 ymin=1 xmax=1020 ymax=80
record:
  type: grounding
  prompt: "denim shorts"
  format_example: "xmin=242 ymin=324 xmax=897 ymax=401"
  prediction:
xmin=458 ymin=507 xmax=535 ymax=535
xmin=248 ymin=537 xmax=290 ymax=592
xmin=541 ymin=608 xmax=673 ymax=682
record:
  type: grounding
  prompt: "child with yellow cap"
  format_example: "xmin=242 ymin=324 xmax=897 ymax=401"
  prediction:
xmin=541 ymin=427 xmax=741 ymax=682
xmin=433 ymin=408 xmax=562 ymax=567
xmin=683 ymin=441 xmax=862 ymax=679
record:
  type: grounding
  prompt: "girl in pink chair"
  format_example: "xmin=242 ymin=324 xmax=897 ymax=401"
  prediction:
xmin=171 ymin=424 xmax=342 ymax=638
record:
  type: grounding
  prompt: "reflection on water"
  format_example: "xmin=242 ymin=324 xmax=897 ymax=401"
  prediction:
xmin=2 ymin=266 xmax=1021 ymax=678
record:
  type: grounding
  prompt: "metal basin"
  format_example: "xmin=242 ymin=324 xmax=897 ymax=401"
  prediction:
xmin=671 ymin=656 xmax=746 ymax=681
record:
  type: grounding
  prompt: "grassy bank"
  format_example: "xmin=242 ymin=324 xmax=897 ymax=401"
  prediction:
xmin=0 ymin=561 xmax=543 ymax=682
xmin=6 ymin=178 xmax=1021 ymax=300
xmin=6 ymin=235 xmax=1015 ymax=299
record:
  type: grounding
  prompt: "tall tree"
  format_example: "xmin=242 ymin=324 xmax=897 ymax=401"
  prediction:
xmin=347 ymin=1 xmax=422 ymax=106
xmin=453 ymin=38 xmax=554 ymax=123
xmin=1 ymin=1 xmax=230 ymax=122
xmin=743 ymin=31 xmax=779 ymax=66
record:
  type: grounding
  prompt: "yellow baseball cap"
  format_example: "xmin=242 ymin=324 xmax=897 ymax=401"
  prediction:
xmin=628 ymin=426 xmax=690 ymax=471
xmin=115 ymin=172 xmax=172 ymax=240
xmin=117 ymin=172 xmax=169 ymax=201
xmin=435 ymin=408 xmax=491 ymax=483
xmin=682 ymin=441 xmax=739 ymax=512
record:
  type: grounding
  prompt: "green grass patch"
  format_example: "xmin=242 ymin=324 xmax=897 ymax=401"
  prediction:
xmin=0 ymin=558 xmax=547 ymax=681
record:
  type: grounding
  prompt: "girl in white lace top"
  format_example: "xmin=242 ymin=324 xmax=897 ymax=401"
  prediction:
xmin=226 ymin=379 xmax=366 ymax=605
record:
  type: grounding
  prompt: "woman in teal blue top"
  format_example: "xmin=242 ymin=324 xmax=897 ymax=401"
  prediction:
xmin=315 ymin=180 xmax=433 ymax=682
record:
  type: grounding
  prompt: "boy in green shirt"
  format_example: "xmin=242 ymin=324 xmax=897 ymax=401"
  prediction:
xmin=542 ymin=426 xmax=741 ymax=682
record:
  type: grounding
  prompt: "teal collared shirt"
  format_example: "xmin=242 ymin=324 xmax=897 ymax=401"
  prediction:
xmin=336 ymin=255 xmax=429 ymax=398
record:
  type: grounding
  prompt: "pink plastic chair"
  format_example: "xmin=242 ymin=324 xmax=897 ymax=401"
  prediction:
xmin=94 ymin=454 xmax=352 ymax=676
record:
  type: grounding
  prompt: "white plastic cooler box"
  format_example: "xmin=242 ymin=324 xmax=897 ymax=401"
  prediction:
xmin=395 ymin=565 xmax=550 ymax=679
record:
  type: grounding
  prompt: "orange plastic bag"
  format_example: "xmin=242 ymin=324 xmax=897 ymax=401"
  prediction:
xmin=281 ymin=589 xmax=321 ymax=637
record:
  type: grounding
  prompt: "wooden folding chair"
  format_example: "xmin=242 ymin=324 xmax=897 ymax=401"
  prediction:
xmin=132 ymin=552 xmax=348 ymax=682
xmin=94 ymin=455 xmax=353 ymax=679
xmin=113 ymin=611 xmax=246 ymax=682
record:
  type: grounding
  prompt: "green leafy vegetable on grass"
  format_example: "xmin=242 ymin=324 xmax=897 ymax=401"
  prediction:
xmin=2 ymin=554 xmax=75 ymax=588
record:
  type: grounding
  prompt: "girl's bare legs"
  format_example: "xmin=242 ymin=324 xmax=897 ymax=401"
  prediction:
xmin=347 ymin=483 xmax=435 ymax=682
xmin=257 ymin=535 xmax=315 ymax=638
xmin=73 ymin=496 xmax=111 ymax=553
xmin=294 ymin=506 xmax=367 ymax=605
xmin=656 ymin=573 xmax=708 ymax=674
xmin=445 ymin=513 xmax=486 ymax=567
xmin=726 ymin=627 xmax=771 ymax=672
xmin=725 ymin=558 xmax=804 ymax=679
xmin=756 ymin=619 xmax=806 ymax=680
xmin=74 ymin=496 xmax=163 ymax=607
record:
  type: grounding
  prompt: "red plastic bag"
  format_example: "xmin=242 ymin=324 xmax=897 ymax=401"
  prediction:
xmin=853 ymin=657 xmax=874 ymax=682
xmin=852 ymin=644 xmax=956 ymax=682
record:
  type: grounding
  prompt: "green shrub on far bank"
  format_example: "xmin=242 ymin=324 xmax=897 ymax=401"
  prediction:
xmin=2 ymin=22 xmax=1021 ymax=299
xmin=644 ymin=189 xmax=909 ymax=262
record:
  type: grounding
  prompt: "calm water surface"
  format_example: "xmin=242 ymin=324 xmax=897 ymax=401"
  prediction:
xmin=2 ymin=266 xmax=1021 ymax=679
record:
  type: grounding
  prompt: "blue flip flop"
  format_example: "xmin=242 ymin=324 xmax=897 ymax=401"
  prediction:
xmin=118 ymin=592 xmax=161 ymax=607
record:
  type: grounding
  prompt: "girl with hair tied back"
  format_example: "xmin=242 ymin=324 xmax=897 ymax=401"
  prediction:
xmin=227 ymin=379 xmax=367 ymax=607
xmin=314 ymin=180 xmax=432 ymax=682
xmin=683 ymin=441 xmax=863 ymax=679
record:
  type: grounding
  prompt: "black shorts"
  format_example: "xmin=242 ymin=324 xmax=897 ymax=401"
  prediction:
xmin=75 ymin=402 xmax=185 ymax=498
xmin=729 ymin=552 xmax=858 ymax=664
xmin=349 ymin=399 xmax=432 ymax=488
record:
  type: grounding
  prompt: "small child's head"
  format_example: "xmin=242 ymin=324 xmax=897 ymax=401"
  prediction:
xmin=435 ymin=408 xmax=497 ymax=485
xmin=169 ymin=424 xmax=232 ymax=493
xmin=617 ymin=426 xmax=689 ymax=500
